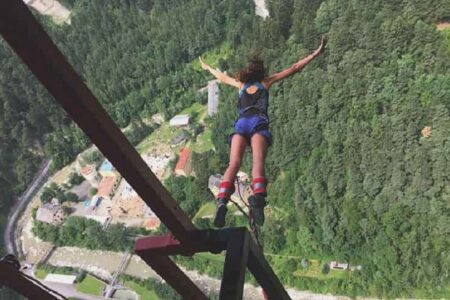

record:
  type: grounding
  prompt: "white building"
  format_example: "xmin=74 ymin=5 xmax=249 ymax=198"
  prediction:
xmin=169 ymin=115 xmax=190 ymax=127
xmin=79 ymin=164 xmax=101 ymax=187
xmin=330 ymin=261 xmax=349 ymax=270
xmin=44 ymin=274 xmax=77 ymax=285
xmin=207 ymin=80 xmax=219 ymax=116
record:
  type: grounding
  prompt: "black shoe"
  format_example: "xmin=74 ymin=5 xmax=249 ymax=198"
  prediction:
xmin=249 ymin=195 xmax=266 ymax=226
xmin=214 ymin=198 xmax=228 ymax=228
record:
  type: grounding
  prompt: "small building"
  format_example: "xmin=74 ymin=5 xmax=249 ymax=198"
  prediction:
xmin=144 ymin=217 xmax=161 ymax=230
xmin=96 ymin=175 xmax=120 ymax=200
xmin=174 ymin=148 xmax=192 ymax=176
xmin=170 ymin=132 xmax=189 ymax=147
xmin=79 ymin=164 xmax=101 ymax=187
xmin=36 ymin=203 xmax=66 ymax=225
xmin=169 ymin=115 xmax=190 ymax=127
xmin=89 ymin=196 xmax=102 ymax=210
xmin=99 ymin=160 xmax=116 ymax=177
xmin=208 ymin=80 xmax=219 ymax=116
xmin=44 ymin=274 xmax=77 ymax=285
xmin=330 ymin=261 xmax=349 ymax=270
xmin=121 ymin=181 xmax=137 ymax=200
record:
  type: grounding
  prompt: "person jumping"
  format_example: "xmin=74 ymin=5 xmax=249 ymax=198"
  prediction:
xmin=199 ymin=36 xmax=326 ymax=228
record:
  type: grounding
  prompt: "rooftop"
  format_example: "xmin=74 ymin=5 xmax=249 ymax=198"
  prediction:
xmin=97 ymin=176 xmax=117 ymax=198
xmin=36 ymin=203 xmax=63 ymax=223
xmin=99 ymin=160 xmax=114 ymax=172
xmin=171 ymin=132 xmax=189 ymax=146
xmin=44 ymin=274 xmax=77 ymax=285
xmin=169 ymin=114 xmax=190 ymax=126
xmin=80 ymin=164 xmax=95 ymax=176
xmin=175 ymin=148 xmax=191 ymax=171
xmin=145 ymin=217 xmax=161 ymax=230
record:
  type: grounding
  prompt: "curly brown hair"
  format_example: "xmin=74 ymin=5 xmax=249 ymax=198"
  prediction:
xmin=236 ymin=56 xmax=266 ymax=83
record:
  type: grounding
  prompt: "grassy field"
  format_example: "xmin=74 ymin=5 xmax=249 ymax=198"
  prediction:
xmin=193 ymin=202 xmax=216 ymax=221
xmin=75 ymin=275 xmax=105 ymax=296
xmin=190 ymin=127 xmax=214 ymax=153
xmin=136 ymin=102 xmax=209 ymax=155
xmin=192 ymin=42 xmax=232 ymax=70
xmin=411 ymin=286 xmax=450 ymax=299
xmin=34 ymin=268 xmax=49 ymax=280
xmin=197 ymin=252 xmax=225 ymax=264
xmin=136 ymin=122 xmax=180 ymax=154
xmin=179 ymin=102 xmax=205 ymax=117
xmin=123 ymin=281 xmax=159 ymax=300
xmin=293 ymin=259 xmax=348 ymax=280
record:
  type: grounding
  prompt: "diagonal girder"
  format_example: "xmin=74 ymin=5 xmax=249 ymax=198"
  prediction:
xmin=0 ymin=1 xmax=292 ymax=299
xmin=0 ymin=0 xmax=195 ymax=242
xmin=0 ymin=256 xmax=66 ymax=300
xmin=135 ymin=228 xmax=292 ymax=300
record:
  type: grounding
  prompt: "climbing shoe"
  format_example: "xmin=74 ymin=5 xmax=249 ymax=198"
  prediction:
xmin=248 ymin=195 xmax=266 ymax=226
xmin=213 ymin=198 xmax=228 ymax=228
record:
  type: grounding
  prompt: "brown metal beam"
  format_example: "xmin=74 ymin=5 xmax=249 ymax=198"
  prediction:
xmin=137 ymin=255 xmax=208 ymax=300
xmin=134 ymin=229 xmax=228 ymax=256
xmin=0 ymin=0 xmax=195 ymax=242
xmin=247 ymin=237 xmax=291 ymax=300
xmin=0 ymin=1 xmax=293 ymax=299
xmin=220 ymin=228 xmax=249 ymax=300
xmin=135 ymin=228 xmax=292 ymax=300
xmin=0 ymin=257 xmax=66 ymax=300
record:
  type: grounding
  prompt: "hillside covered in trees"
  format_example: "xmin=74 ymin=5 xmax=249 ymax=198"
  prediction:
xmin=1 ymin=0 xmax=450 ymax=298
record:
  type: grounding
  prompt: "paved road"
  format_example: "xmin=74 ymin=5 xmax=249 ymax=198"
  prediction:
xmin=4 ymin=159 xmax=51 ymax=256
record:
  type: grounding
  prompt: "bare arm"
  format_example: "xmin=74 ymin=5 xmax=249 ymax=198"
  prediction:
xmin=199 ymin=57 xmax=241 ymax=88
xmin=263 ymin=36 xmax=326 ymax=89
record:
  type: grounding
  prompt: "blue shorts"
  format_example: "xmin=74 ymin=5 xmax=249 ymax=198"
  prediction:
xmin=228 ymin=115 xmax=272 ymax=146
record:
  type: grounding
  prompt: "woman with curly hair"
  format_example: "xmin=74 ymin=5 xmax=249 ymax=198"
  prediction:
xmin=200 ymin=36 xmax=326 ymax=228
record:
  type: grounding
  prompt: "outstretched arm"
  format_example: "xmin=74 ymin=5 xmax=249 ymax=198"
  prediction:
xmin=199 ymin=57 xmax=241 ymax=88
xmin=263 ymin=36 xmax=326 ymax=89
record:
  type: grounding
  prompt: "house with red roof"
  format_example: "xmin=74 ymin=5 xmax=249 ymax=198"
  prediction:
xmin=174 ymin=148 xmax=192 ymax=176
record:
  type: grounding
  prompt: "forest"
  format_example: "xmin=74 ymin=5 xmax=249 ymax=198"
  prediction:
xmin=1 ymin=0 xmax=450 ymax=298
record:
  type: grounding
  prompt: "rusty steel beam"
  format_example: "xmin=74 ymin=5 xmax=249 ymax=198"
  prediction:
xmin=219 ymin=228 xmax=249 ymax=300
xmin=136 ymin=228 xmax=291 ymax=300
xmin=134 ymin=229 xmax=228 ymax=256
xmin=247 ymin=237 xmax=291 ymax=300
xmin=0 ymin=0 xmax=195 ymax=242
xmin=0 ymin=257 xmax=66 ymax=300
xmin=0 ymin=1 xmax=293 ymax=299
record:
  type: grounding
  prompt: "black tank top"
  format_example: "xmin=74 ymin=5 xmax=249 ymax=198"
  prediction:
xmin=237 ymin=81 xmax=269 ymax=118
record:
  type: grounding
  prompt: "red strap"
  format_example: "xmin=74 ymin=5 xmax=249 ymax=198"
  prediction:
xmin=218 ymin=181 xmax=235 ymax=199
xmin=252 ymin=177 xmax=267 ymax=194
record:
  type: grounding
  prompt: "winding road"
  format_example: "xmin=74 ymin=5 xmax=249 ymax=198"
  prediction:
xmin=4 ymin=159 xmax=51 ymax=256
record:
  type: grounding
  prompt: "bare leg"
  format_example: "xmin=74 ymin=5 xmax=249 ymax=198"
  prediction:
xmin=223 ymin=134 xmax=247 ymax=183
xmin=214 ymin=134 xmax=247 ymax=228
xmin=250 ymin=133 xmax=267 ymax=179
xmin=249 ymin=133 xmax=268 ymax=226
